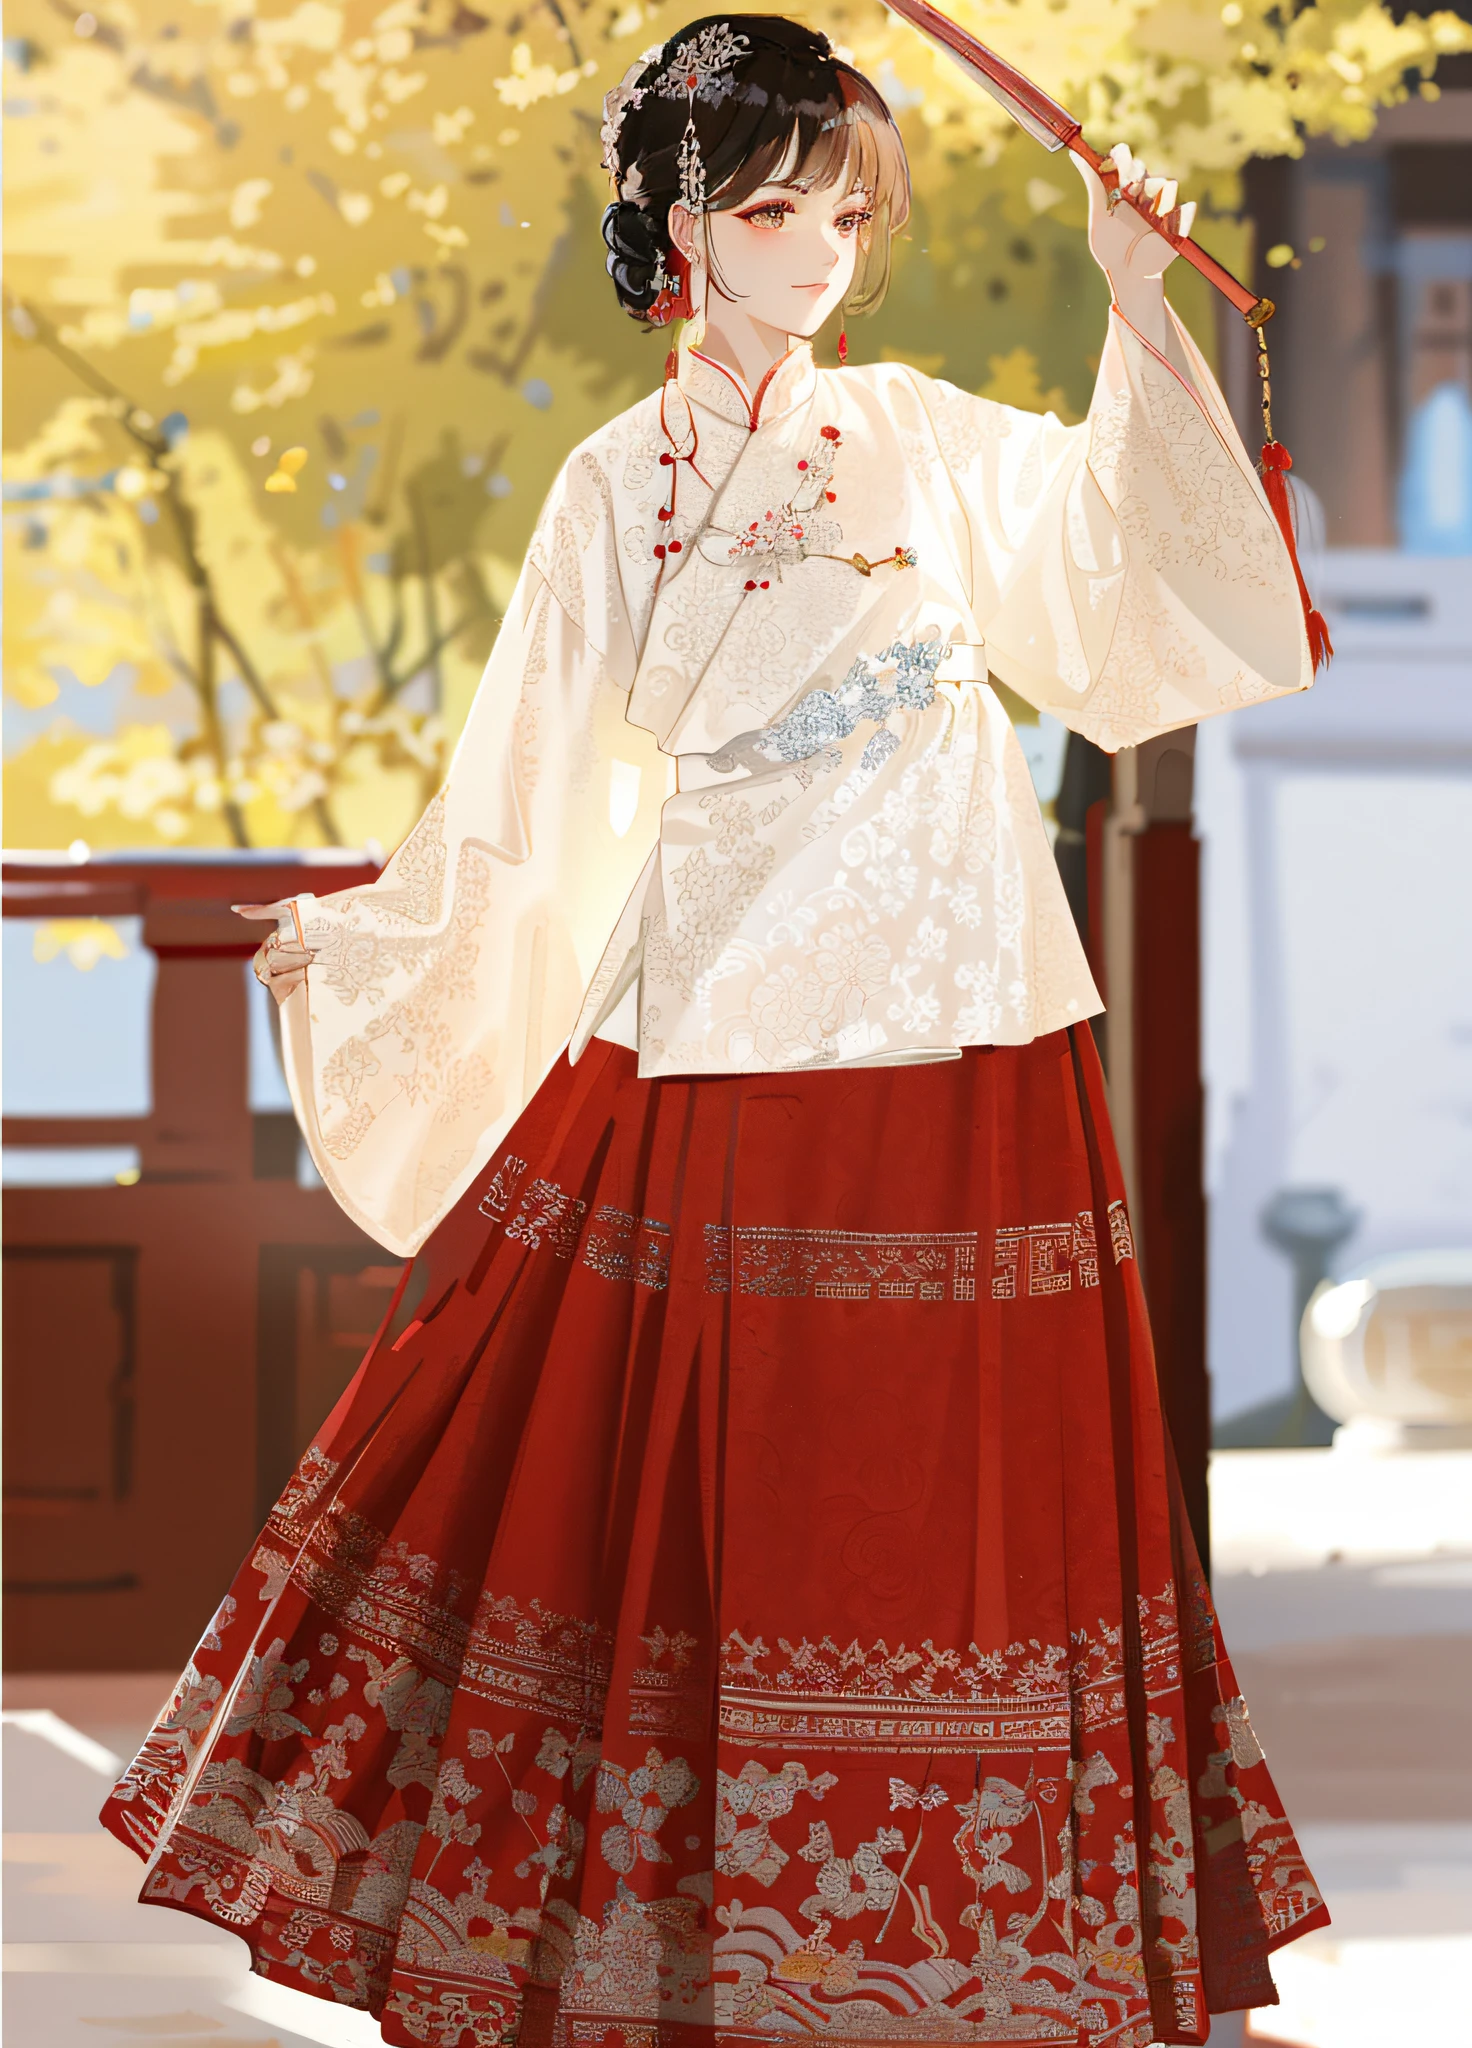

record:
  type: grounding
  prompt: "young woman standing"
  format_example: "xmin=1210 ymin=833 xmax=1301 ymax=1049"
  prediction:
xmin=104 ymin=20 xmax=1324 ymax=2045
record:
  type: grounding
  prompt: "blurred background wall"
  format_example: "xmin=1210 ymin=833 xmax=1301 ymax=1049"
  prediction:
xmin=1199 ymin=81 xmax=1472 ymax=1439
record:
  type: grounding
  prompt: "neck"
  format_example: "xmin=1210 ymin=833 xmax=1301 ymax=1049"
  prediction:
xmin=692 ymin=301 xmax=799 ymax=395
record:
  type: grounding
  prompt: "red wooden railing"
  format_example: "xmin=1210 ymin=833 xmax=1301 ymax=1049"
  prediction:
xmin=1 ymin=852 xmax=404 ymax=1672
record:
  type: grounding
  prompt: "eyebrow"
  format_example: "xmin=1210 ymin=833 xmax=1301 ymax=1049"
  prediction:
xmin=742 ymin=178 xmax=874 ymax=200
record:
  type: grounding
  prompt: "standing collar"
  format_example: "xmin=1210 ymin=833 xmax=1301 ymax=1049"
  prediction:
xmin=676 ymin=337 xmax=818 ymax=431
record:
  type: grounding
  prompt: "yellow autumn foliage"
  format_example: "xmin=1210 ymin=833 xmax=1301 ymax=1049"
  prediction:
xmin=4 ymin=0 xmax=1467 ymax=849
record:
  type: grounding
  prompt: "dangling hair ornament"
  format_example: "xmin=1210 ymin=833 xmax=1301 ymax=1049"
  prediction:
xmin=654 ymin=23 xmax=750 ymax=215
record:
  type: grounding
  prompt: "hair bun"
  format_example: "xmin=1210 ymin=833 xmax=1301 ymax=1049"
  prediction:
xmin=601 ymin=199 xmax=667 ymax=315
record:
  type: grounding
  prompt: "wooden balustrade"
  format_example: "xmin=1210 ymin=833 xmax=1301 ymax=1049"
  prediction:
xmin=1 ymin=852 xmax=400 ymax=1672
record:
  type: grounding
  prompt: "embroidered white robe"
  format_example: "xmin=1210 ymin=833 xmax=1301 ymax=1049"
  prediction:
xmin=279 ymin=310 xmax=1311 ymax=1255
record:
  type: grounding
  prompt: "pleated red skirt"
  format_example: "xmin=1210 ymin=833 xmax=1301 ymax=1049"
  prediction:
xmin=102 ymin=1030 xmax=1326 ymax=2048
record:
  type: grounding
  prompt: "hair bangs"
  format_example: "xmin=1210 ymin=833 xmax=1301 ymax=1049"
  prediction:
xmin=816 ymin=85 xmax=910 ymax=315
xmin=804 ymin=82 xmax=910 ymax=226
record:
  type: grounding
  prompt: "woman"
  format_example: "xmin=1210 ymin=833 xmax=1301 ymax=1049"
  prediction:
xmin=102 ymin=19 xmax=1325 ymax=2046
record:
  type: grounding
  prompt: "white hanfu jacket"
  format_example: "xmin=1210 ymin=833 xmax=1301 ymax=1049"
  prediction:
xmin=279 ymin=309 xmax=1311 ymax=1255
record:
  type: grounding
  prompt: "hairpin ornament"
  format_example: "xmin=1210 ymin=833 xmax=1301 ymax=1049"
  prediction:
xmin=600 ymin=44 xmax=663 ymax=176
xmin=601 ymin=27 xmax=750 ymax=201
xmin=676 ymin=126 xmax=707 ymax=213
xmin=655 ymin=24 xmax=750 ymax=214
xmin=654 ymin=24 xmax=750 ymax=106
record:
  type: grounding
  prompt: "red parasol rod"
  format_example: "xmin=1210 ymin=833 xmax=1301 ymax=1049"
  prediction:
xmin=882 ymin=0 xmax=1331 ymax=666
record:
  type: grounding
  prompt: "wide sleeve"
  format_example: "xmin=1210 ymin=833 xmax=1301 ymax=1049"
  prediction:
xmin=275 ymin=452 xmax=667 ymax=1257
xmin=927 ymin=307 xmax=1313 ymax=751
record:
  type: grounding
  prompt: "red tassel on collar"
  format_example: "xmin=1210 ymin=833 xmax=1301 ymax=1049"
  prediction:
xmin=1258 ymin=439 xmax=1333 ymax=673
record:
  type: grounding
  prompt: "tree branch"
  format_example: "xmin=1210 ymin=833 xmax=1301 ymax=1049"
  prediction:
xmin=6 ymin=296 xmax=355 ymax=850
xmin=406 ymin=476 xmax=443 ymax=712
xmin=538 ymin=0 xmax=584 ymax=70
xmin=373 ymin=600 xmax=492 ymax=709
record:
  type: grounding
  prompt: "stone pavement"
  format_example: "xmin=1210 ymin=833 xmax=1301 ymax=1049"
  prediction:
xmin=4 ymin=1450 xmax=1469 ymax=2048
xmin=1 ymin=1675 xmax=381 ymax=2048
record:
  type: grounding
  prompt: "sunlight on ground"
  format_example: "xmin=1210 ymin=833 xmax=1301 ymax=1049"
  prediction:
xmin=1262 ymin=1933 xmax=1472 ymax=2047
xmin=1214 ymin=1450 xmax=1472 ymax=2047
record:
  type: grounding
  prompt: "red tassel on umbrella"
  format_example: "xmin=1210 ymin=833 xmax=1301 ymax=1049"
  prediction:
xmin=1258 ymin=440 xmax=1333 ymax=673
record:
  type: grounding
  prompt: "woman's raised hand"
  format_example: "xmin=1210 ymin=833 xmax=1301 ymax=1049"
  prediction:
xmin=1076 ymin=143 xmax=1198 ymax=349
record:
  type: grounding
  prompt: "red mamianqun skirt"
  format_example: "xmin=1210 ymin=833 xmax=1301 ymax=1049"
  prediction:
xmin=102 ymin=1030 xmax=1326 ymax=2048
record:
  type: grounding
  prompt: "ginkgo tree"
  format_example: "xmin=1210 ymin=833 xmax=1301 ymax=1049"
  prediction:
xmin=5 ymin=0 xmax=1468 ymax=851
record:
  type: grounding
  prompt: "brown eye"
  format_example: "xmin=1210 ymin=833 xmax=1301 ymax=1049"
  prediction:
xmin=736 ymin=202 xmax=793 ymax=229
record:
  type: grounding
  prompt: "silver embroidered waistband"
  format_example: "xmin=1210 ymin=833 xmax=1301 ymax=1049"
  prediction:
xmin=706 ymin=636 xmax=954 ymax=776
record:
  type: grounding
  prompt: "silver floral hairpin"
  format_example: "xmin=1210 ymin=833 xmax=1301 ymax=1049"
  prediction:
xmin=600 ymin=25 xmax=750 ymax=210
xmin=653 ymin=24 xmax=750 ymax=108
xmin=657 ymin=24 xmax=749 ymax=212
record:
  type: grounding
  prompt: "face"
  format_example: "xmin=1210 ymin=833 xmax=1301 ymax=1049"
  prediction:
xmin=669 ymin=155 xmax=873 ymax=340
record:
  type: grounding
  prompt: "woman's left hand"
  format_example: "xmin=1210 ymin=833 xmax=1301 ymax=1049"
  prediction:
xmin=1076 ymin=144 xmax=1197 ymax=347
xmin=235 ymin=899 xmax=314 ymax=1007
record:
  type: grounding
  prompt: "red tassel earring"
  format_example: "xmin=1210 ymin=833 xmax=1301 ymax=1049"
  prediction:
xmin=648 ymin=248 xmax=693 ymax=332
xmin=837 ymin=305 xmax=849 ymax=367
xmin=1251 ymin=311 xmax=1332 ymax=671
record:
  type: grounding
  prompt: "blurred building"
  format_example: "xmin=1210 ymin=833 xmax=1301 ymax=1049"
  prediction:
xmin=1201 ymin=65 xmax=1472 ymax=1432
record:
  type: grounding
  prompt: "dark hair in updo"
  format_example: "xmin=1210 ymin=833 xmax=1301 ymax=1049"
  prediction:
xmin=601 ymin=15 xmax=911 ymax=325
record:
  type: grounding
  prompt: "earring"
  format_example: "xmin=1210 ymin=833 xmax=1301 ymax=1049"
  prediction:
xmin=687 ymin=235 xmax=708 ymax=349
xmin=648 ymin=247 xmax=693 ymax=329
xmin=837 ymin=305 xmax=849 ymax=366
